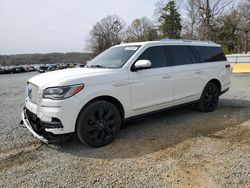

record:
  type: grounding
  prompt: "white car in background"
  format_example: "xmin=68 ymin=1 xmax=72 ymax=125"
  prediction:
xmin=21 ymin=39 xmax=231 ymax=147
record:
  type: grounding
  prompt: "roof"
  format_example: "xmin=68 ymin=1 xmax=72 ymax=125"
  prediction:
xmin=118 ymin=39 xmax=220 ymax=47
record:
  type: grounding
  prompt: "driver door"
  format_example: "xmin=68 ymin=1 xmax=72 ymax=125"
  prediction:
xmin=129 ymin=46 xmax=174 ymax=115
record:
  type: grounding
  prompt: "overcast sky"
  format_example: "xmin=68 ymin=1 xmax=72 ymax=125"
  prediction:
xmin=0 ymin=0 xmax=158 ymax=55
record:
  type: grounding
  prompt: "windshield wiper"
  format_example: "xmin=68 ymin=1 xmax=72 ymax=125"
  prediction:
xmin=88 ymin=65 xmax=112 ymax=69
xmin=88 ymin=65 xmax=105 ymax=68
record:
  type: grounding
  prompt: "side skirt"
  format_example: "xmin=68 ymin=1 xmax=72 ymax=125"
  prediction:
xmin=124 ymin=100 xmax=200 ymax=122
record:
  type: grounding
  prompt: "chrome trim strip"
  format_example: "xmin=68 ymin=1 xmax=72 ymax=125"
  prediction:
xmin=134 ymin=100 xmax=173 ymax=111
xmin=174 ymin=93 xmax=200 ymax=101
xmin=113 ymin=81 xmax=130 ymax=86
xmin=113 ymin=80 xmax=138 ymax=87
xmin=40 ymin=105 xmax=61 ymax=108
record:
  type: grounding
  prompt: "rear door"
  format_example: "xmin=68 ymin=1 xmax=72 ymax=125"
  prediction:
xmin=164 ymin=45 xmax=205 ymax=105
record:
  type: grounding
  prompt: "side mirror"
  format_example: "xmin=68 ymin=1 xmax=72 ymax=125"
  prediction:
xmin=132 ymin=60 xmax=151 ymax=71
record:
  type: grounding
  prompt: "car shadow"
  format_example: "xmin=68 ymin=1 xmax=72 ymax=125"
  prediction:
xmin=52 ymin=98 xmax=250 ymax=159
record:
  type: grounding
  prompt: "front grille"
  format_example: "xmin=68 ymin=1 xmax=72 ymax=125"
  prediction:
xmin=27 ymin=83 xmax=39 ymax=104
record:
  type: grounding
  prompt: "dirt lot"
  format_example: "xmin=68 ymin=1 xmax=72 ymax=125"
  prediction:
xmin=0 ymin=72 xmax=250 ymax=187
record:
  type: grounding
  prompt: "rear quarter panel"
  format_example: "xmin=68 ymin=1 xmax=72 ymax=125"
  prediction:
xmin=199 ymin=60 xmax=230 ymax=94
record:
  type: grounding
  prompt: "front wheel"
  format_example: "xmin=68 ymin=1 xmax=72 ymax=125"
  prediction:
xmin=198 ymin=82 xmax=220 ymax=112
xmin=76 ymin=101 xmax=121 ymax=147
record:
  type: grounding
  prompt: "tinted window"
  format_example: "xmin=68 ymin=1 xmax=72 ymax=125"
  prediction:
xmin=194 ymin=46 xmax=226 ymax=63
xmin=165 ymin=46 xmax=195 ymax=66
xmin=137 ymin=46 xmax=166 ymax=68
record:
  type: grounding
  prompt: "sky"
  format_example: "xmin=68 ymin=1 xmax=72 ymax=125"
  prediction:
xmin=0 ymin=0 xmax=158 ymax=55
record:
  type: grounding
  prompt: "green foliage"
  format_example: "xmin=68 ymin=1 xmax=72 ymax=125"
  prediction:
xmin=158 ymin=1 xmax=182 ymax=39
xmin=222 ymin=46 xmax=231 ymax=55
xmin=211 ymin=10 xmax=240 ymax=54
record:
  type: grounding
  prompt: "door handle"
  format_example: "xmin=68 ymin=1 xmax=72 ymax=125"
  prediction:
xmin=162 ymin=74 xmax=172 ymax=79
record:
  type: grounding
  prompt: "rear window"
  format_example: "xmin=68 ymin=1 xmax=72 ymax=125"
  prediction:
xmin=164 ymin=46 xmax=198 ymax=66
xmin=194 ymin=46 xmax=226 ymax=63
xmin=164 ymin=45 xmax=199 ymax=66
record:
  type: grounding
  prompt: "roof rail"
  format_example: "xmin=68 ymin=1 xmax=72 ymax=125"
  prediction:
xmin=160 ymin=38 xmax=215 ymax=44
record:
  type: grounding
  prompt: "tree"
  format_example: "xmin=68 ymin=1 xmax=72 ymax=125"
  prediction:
xmin=212 ymin=0 xmax=250 ymax=53
xmin=158 ymin=1 xmax=182 ymax=39
xmin=183 ymin=0 xmax=200 ymax=39
xmin=126 ymin=17 xmax=159 ymax=42
xmin=214 ymin=10 xmax=240 ymax=53
xmin=238 ymin=1 xmax=250 ymax=53
xmin=196 ymin=0 xmax=234 ymax=40
xmin=86 ymin=15 xmax=125 ymax=56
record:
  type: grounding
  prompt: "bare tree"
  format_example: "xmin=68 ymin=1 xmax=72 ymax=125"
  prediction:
xmin=197 ymin=0 xmax=234 ymax=40
xmin=215 ymin=10 xmax=241 ymax=53
xmin=86 ymin=15 xmax=125 ymax=56
xmin=238 ymin=1 xmax=250 ymax=53
xmin=126 ymin=17 xmax=158 ymax=42
xmin=183 ymin=0 xmax=200 ymax=39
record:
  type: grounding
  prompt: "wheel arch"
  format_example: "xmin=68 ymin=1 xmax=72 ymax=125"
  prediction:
xmin=76 ymin=95 xmax=125 ymax=126
xmin=207 ymin=79 xmax=222 ymax=94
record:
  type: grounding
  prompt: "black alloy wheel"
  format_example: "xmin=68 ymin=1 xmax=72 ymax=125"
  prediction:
xmin=198 ymin=82 xmax=220 ymax=112
xmin=76 ymin=101 xmax=121 ymax=147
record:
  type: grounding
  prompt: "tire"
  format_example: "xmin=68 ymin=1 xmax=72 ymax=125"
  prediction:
xmin=198 ymin=82 xmax=220 ymax=112
xmin=76 ymin=101 xmax=121 ymax=147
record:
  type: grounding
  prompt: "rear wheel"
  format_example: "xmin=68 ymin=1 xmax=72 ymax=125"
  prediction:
xmin=198 ymin=82 xmax=220 ymax=112
xmin=76 ymin=101 xmax=121 ymax=147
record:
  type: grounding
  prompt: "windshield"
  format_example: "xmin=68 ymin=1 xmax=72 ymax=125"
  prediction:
xmin=87 ymin=45 xmax=141 ymax=69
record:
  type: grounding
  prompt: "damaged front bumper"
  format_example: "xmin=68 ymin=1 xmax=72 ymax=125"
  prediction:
xmin=21 ymin=108 xmax=49 ymax=143
xmin=20 ymin=107 xmax=73 ymax=144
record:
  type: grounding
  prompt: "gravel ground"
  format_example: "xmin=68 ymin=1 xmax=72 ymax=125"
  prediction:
xmin=0 ymin=72 xmax=250 ymax=187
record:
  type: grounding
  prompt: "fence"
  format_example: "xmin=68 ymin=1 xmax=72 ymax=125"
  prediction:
xmin=226 ymin=54 xmax=250 ymax=73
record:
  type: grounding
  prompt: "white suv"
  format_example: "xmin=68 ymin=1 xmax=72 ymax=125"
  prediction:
xmin=21 ymin=39 xmax=231 ymax=147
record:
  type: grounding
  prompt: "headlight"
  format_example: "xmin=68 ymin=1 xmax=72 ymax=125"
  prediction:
xmin=43 ymin=84 xmax=84 ymax=100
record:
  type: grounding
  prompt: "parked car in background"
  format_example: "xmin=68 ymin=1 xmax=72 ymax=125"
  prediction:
xmin=28 ymin=66 xmax=36 ymax=72
xmin=47 ymin=64 xmax=58 ymax=72
xmin=22 ymin=65 xmax=30 ymax=72
xmin=75 ymin=64 xmax=86 ymax=68
xmin=38 ymin=66 xmax=48 ymax=73
xmin=12 ymin=66 xmax=26 ymax=73
xmin=0 ymin=67 xmax=5 ymax=74
xmin=0 ymin=65 xmax=37 ymax=74
xmin=58 ymin=63 xmax=67 ymax=70
xmin=4 ymin=66 xmax=14 ymax=74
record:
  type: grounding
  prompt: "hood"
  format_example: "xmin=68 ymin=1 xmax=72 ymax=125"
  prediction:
xmin=28 ymin=68 xmax=114 ymax=89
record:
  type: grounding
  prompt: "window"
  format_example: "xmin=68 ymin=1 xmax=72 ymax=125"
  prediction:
xmin=88 ymin=45 xmax=141 ymax=69
xmin=137 ymin=46 xmax=166 ymax=68
xmin=165 ymin=46 xmax=195 ymax=66
xmin=194 ymin=46 xmax=227 ymax=63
